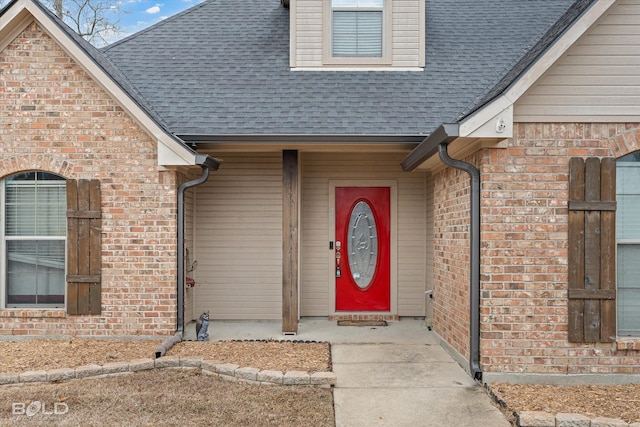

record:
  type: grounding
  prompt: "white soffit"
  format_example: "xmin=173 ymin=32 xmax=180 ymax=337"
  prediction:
xmin=2 ymin=0 xmax=196 ymax=167
xmin=461 ymin=105 xmax=513 ymax=139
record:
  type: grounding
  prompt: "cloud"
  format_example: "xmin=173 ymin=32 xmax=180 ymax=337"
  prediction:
xmin=146 ymin=5 xmax=160 ymax=14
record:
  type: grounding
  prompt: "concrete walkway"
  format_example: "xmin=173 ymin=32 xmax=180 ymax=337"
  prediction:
xmin=190 ymin=318 xmax=509 ymax=427
xmin=332 ymin=342 xmax=509 ymax=427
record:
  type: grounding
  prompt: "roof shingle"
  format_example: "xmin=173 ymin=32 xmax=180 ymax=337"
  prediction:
xmin=102 ymin=0 xmax=589 ymax=137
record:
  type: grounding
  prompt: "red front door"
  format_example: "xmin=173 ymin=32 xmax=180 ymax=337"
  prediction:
xmin=335 ymin=187 xmax=390 ymax=311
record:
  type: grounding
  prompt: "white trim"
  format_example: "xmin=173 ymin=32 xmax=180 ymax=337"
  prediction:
xmin=158 ymin=143 xmax=194 ymax=166
xmin=291 ymin=66 xmax=423 ymax=71
xmin=0 ymin=7 xmax=33 ymax=52
xmin=289 ymin=0 xmax=297 ymax=68
xmin=2 ymin=0 xmax=196 ymax=167
xmin=418 ymin=0 xmax=425 ymax=68
xmin=459 ymin=0 xmax=617 ymax=138
xmin=463 ymin=106 xmax=513 ymax=139
xmin=322 ymin=0 xmax=393 ymax=66
xmin=0 ymin=181 xmax=5 ymax=310
xmin=327 ymin=180 xmax=398 ymax=316
xmin=0 ymin=173 xmax=67 ymax=310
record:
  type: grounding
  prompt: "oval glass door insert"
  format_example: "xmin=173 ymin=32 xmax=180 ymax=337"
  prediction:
xmin=348 ymin=201 xmax=378 ymax=289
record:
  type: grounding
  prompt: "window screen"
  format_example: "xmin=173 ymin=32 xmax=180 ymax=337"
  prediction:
xmin=4 ymin=172 xmax=66 ymax=307
xmin=332 ymin=0 xmax=383 ymax=57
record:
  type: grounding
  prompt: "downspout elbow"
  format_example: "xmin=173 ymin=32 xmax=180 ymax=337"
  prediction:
xmin=437 ymin=143 xmax=482 ymax=382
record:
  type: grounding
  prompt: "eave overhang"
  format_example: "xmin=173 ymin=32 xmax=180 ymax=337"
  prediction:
xmin=401 ymin=124 xmax=459 ymax=172
xmin=179 ymin=134 xmax=427 ymax=145
xmin=402 ymin=0 xmax=615 ymax=173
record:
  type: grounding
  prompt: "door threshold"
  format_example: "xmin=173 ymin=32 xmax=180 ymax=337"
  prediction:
xmin=337 ymin=319 xmax=388 ymax=327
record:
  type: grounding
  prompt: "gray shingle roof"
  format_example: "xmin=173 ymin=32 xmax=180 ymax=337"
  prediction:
xmin=102 ymin=0 xmax=590 ymax=137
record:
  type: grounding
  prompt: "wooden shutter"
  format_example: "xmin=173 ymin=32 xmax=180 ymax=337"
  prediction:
xmin=66 ymin=179 xmax=102 ymax=315
xmin=568 ymin=157 xmax=616 ymax=343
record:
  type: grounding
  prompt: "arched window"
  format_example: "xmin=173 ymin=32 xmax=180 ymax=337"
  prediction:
xmin=1 ymin=172 xmax=66 ymax=308
xmin=617 ymin=152 xmax=640 ymax=337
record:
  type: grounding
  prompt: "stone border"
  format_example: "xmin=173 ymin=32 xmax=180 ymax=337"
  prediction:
xmin=517 ymin=411 xmax=640 ymax=427
xmin=487 ymin=386 xmax=639 ymax=427
xmin=0 ymin=356 xmax=336 ymax=388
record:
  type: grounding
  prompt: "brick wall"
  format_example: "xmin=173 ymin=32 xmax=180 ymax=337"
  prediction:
xmin=0 ymin=22 xmax=178 ymax=336
xmin=476 ymin=123 xmax=640 ymax=375
xmin=432 ymin=152 xmax=481 ymax=360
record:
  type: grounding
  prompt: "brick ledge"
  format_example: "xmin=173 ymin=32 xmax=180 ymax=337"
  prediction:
xmin=0 ymin=357 xmax=336 ymax=388
xmin=0 ymin=309 xmax=66 ymax=319
xmin=616 ymin=338 xmax=640 ymax=351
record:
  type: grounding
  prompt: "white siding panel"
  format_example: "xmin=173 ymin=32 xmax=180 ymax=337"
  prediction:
xmin=515 ymin=0 xmax=640 ymax=122
xmin=300 ymin=152 xmax=426 ymax=316
xmin=195 ymin=154 xmax=282 ymax=320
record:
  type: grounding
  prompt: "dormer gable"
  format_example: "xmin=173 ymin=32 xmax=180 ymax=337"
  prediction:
xmin=288 ymin=0 xmax=425 ymax=70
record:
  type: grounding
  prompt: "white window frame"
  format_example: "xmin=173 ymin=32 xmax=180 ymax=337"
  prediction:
xmin=616 ymin=157 xmax=640 ymax=337
xmin=1 ymin=172 xmax=67 ymax=309
xmin=323 ymin=0 xmax=392 ymax=66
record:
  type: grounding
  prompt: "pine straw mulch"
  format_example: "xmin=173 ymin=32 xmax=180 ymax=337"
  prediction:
xmin=489 ymin=383 xmax=640 ymax=424
xmin=0 ymin=338 xmax=331 ymax=375
xmin=3 ymin=339 xmax=640 ymax=424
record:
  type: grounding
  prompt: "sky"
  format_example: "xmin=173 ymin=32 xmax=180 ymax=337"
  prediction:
xmin=0 ymin=0 xmax=205 ymax=45
xmin=108 ymin=0 xmax=204 ymax=44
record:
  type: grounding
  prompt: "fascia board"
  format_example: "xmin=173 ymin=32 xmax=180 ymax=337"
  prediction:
xmin=16 ymin=0 xmax=196 ymax=166
xmin=158 ymin=141 xmax=195 ymax=166
xmin=0 ymin=9 xmax=32 ymax=52
xmin=460 ymin=95 xmax=514 ymax=137
xmin=459 ymin=0 xmax=616 ymax=138
xmin=464 ymin=105 xmax=513 ymax=139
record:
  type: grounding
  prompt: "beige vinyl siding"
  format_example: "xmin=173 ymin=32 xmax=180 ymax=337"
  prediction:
xmin=300 ymin=152 xmax=426 ymax=316
xmin=292 ymin=0 xmax=424 ymax=68
xmin=184 ymin=184 xmax=196 ymax=322
xmin=294 ymin=0 xmax=324 ymax=66
xmin=425 ymin=173 xmax=434 ymax=322
xmin=391 ymin=0 xmax=424 ymax=67
xmin=194 ymin=153 xmax=283 ymax=320
xmin=515 ymin=0 xmax=640 ymax=122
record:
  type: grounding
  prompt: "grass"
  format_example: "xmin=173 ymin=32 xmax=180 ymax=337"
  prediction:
xmin=0 ymin=369 xmax=335 ymax=426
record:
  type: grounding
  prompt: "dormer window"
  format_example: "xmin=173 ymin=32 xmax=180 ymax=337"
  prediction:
xmin=291 ymin=0 xmax=423 ymax=69
xmin=323 ymin=0 xmax=392 ymax=66
xmin=332 ymin=0 xmax=383 ymax=57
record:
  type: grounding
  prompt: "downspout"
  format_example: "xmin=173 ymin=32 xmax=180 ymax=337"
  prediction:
xmin=437 ymin=143 xmax=482 ymax=382
xmin=177 ymin=154 xmax=220 ymax=335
